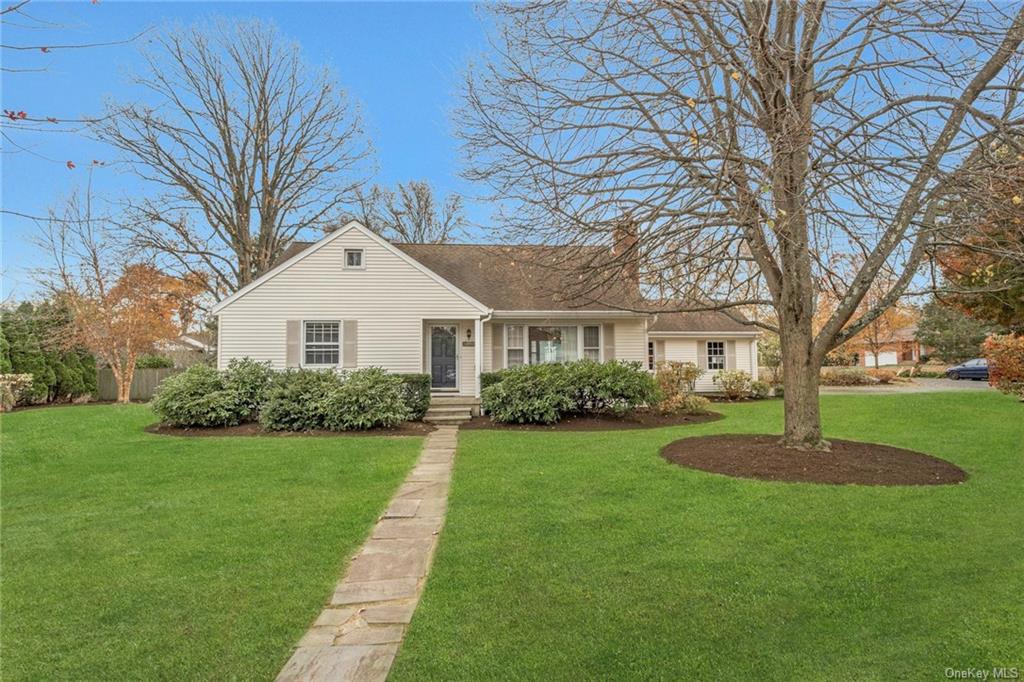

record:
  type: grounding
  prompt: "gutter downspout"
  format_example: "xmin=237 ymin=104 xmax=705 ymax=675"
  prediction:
xmin=475 ymin=311 xmax=493 ymax=399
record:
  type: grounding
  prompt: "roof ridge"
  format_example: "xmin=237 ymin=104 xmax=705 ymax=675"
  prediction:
xmin=395 ymin=242 xmax=605 ymax=249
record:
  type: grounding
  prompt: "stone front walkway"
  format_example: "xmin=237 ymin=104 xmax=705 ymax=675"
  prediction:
xmin=277 ymin=426 xmax=458 ymax=682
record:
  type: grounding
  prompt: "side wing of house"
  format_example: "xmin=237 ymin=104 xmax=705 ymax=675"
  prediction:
xmin=215 ymin=225 xmax=486 ymax=379
xmin=651 ymin=335 xmax=760 ymax=391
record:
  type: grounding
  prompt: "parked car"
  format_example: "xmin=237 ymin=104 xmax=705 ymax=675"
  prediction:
xmin=946 ymin=358 xmax=989 ymax=381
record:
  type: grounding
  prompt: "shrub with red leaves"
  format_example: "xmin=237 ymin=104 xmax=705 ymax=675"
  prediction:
xmin=982 ymin=334 xmax=1024 ymax=400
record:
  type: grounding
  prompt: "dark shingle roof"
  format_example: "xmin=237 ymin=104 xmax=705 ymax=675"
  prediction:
xmin=273 ymin=239 xmax=754 ymax=332
xmin=277 ymin=241 xmax=315 ymax=264
xmin=275 ymin=240 xmax=639 ymax=311
xmin=648 ymin=310 xmax=753 ymax=333
xmin=393 ymin=243 xmax=638 ymax=311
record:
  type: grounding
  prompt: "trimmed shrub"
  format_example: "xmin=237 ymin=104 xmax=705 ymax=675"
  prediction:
xmin=564 ymin=360 xmax=658 ymax=415
xmin=773 ymin=385 xmax=784 ymax=398
xmin=679 ymin=393 xmax=712 ymax=415
xmin=661 ymin=391 xmax=712 ymax=414
xmin=481 ymin=363 xmax=573 ymax=424
xmin=397 ymin=373 xmax=431 ymax=420
xmin=136 ymin=354 xmax=175 ymax=369
xmin=260 ymin=369 xmax=340 ymax=431
xmin=323 ymin=368 xmax=411 ymax=430
xmin=482 ymin=361 xmax=657 ymax=424
xmin=823 ymin=348 xmax=859 ymax=366
xmin=750 ymin=380 xmax=771 ymax=399
xmin=480 ymin=371 xmax=505 ymax=391
xmin=655 ymin=360 xmax=704 ymax=396
xmin=0 ymin=374 xmax=34 ymax=412
xmin=655 ymin=360 xmax=705 ymax=413
xmin=713 ymin=370 xmax=752 ymax=400
xmin=983 ymin=334 xmax=1024 ymax=400
xmin=866 ymin=368 xmax=897 ymax=384
xmin=224 ymin=358 xmax=275 ymax=420
xmin=151 ymin=364 xmax=242 ymax=427
xmin=820 ymin=367 xmax=873 ymax=386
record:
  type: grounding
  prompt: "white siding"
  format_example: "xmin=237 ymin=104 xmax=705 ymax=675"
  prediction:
xmin=482 ymin=321 xmax=495 ymax=373
xmin=218 ymin=230 xmax=483 ymax=376
xmin=613 ymin=318 xmax=648 ymax=364
xmin=658 ymin=337 xmax=758 ymax=392
xmin=458 ymin=321 xmax=476 ymax=394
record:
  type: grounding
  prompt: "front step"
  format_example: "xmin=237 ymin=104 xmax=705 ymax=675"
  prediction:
xmin=429 ymin=395 xmax=480 ymax=406
xmin=423 ymin=400 xmax=476 ymax=425
xmin=425 ymin=395 xmax=480 ymax=424
xmin=424 ymin=414 xmax=471 ymax=426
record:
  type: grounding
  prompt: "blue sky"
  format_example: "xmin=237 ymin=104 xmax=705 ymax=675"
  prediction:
xmin=1 ymin=1 xmax=491 ymax=299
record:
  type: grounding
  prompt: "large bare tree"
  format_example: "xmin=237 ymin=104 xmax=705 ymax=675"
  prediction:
xmin=460 ymin=1 xmax=1024 ymax=449
xmin=352 ymin=181 xmax=465 ymax=243
xmin=95 ymin=19 xmax=373 ymax=297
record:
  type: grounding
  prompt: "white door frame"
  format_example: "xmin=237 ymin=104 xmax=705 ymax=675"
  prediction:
xmin=427 ymin=322 xmax=460 ymax=392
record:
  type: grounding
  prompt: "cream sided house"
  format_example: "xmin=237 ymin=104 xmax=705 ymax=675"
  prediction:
xmin=212 ymin=221 xmax=759 ymax=403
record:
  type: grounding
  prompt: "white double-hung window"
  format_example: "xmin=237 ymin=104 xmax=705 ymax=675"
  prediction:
xmin=706 ymin=340 xmax=726 ymax=370
xmin=506 ymin=325 xmax=525 ymax=367
xmin=582 ymin=325 xmax=601 ymax=361
xmin=304 ymin=321 xmax=340 ymax=366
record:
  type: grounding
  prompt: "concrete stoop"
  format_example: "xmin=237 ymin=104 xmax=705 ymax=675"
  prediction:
xmin=423 ymin=396 xmax=479 ymax=424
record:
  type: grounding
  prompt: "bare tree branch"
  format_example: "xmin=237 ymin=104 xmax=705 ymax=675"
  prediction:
xmin=350 ymin=181 xmax=465 ymax=243
xmin=93 ymin=18 xmax=374 ymax=297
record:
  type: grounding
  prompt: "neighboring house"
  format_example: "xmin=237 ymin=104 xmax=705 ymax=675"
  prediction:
xmin=856 ymin=324 xmax=925 ymax=367
xmin=212 ymin=221 xmax=759 ymax=398
xmin=156 ymin=332 xmax=215 ymax=368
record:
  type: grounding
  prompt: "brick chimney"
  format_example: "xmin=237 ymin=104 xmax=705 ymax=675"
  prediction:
xmin=611 ymin=219 xmax=640 ymax=292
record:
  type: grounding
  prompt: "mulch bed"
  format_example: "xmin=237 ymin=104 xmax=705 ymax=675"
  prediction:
xmin=145 ymin=421 xmax=436 ymax=438
xmin=661 ymin=434 xmax=967 ymax=486
xmin=461 ymin=410 xmax=722 ymax=432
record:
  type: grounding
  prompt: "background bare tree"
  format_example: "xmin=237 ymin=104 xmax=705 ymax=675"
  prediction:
xmin=352 ymin=180 xmax=465 ymax=243
xmin=95 ymin=18 xmax=373 ymax=297
xmin=460 ymin=1 xmax=1024 ymax=448
xmin=35 ymin=187 xmax=200 ymax=402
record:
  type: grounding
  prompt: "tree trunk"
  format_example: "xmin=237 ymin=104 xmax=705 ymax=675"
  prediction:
xmin=113 ymin=362 xmax=134 ymax=403
xmin=779 ymin=324 xmax=828 ymax=450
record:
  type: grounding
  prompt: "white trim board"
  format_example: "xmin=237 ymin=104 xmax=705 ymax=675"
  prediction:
xmin=212 ymin=221 xmax=491 ymax=315
xmin=648 ymin=331 xmax=760 ymax=338
xmin=490 ymin=310 xmax=646 ymax=320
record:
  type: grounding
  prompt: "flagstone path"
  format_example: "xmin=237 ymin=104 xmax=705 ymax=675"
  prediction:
xmin=276 ymin=426 xmax=458 ymax=682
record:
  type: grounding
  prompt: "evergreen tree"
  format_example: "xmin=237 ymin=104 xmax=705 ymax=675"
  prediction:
xmin=917 ymin=299 xmax=1000 ymax=363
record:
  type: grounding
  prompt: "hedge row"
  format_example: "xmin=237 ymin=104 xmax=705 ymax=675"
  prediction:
xmin=481 ymin=361 xmax=658 ymax=424
xmin=152 ymin=359 xmax=430 ymax=430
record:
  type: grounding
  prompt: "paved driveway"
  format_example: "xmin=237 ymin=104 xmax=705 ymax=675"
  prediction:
xmin=820 ymin=377 xmax=993 ymax=395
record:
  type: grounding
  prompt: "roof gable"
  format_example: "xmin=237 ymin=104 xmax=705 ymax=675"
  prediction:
xmin=212 ymin=222 xmax=489 ymax=314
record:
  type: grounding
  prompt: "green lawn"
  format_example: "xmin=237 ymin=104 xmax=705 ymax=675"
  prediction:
xmin=0 ymin=404 xmax=421 ymax=681
xmin=390 ymin=392 xmax=1024 ymax=680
